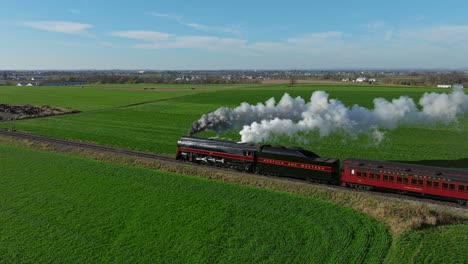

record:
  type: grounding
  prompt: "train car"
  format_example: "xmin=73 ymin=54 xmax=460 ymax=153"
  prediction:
xmin=176 ymin=137 xmax=259 ymax=171
xmin=341 ymin=158 xmax=468 ymax=205
xmin=256 ymin=145 xmax=341 ymax=183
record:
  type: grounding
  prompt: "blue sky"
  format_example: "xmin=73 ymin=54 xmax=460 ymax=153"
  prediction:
xmin=1 ymin=0 xmax=468 ymax=70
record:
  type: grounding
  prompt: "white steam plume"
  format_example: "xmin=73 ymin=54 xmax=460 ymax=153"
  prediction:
xmin=189 ymin=88 xmax=468 ymax=143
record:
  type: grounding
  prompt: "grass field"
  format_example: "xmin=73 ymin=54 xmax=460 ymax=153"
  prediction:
xmin=0 ymin=142 xmax=390 ymax=263
xmin=0 ymin=85 xmax=199 ymax=111
xmin=385 ymin=224 xmax=468 ymax=263
xmin=1 ymin=84 xmax=467 ymax=167
xmin=84 ymin=83 xmax=256 ymax=90
xmin=1 ymin=83 xmax=467 ymax=262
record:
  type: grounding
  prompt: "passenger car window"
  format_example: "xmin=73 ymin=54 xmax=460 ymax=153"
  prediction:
xmin=449 ymin=184 xmax=455 ymax=190
xmin=442 ymin=183 xmax=448 ymax=189
xmin=427 ymin=181 xmax=432 ymax=187
xmin=433 ymin=182 xmax=439 ymax=188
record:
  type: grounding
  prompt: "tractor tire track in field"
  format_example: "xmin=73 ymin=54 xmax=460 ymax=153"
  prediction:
xmin=87 ymin=93 xmax=199 ymax=113
xmin=0 ymin=128 xmax=467 ymax=213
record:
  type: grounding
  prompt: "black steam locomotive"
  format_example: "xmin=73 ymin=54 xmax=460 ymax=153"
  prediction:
xmin=177 ymin=137 xmax=340 ymax=184
xmin=176 ymin=137 xmax=468 ymax=205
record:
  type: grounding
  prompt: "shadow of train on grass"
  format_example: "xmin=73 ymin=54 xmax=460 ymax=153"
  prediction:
xmin=391 ymin=159 xmax=468 ymax=170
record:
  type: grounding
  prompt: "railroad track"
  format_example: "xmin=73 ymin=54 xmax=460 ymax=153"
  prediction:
xmin=0 ymin=128 xmax=466 ymax=212
xmin=0 ymin=128 xmax=175 ymax=162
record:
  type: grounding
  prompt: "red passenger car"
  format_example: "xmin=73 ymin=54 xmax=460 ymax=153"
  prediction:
xmin=341 ymin=158 xmax=468 ymax=205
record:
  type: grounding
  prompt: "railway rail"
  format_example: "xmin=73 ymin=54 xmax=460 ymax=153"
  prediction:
xmin=0 ymin=128 xmax=466 ymax=212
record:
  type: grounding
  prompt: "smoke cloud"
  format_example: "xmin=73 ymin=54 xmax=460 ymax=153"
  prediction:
xmin=189 ymin=88 xmax=468 ymax=143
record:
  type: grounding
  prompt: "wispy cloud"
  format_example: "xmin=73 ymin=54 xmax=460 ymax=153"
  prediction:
xmin=287 ymin=32 xmax=342 ymax=44
xmin=149 ymin=12 xmax=183 ymax=22
xmin=134 ymin=35 xmax=247 ymax=51
xmin=397 ymin=25 xmax=468 ymax=43
xmin=56 ymin=41 xmax=117 ymax=48
xmin=148 ymin=12 xmax=242 ymax=36
xmin=23 ymin=20 xmax=92 ymax=34
xmin=111 ymin=29 xmax=341 ymax=54
xmin=110 ymin=24 xmax=468 ymax=68
xmin=111 ymin=30 xmax=171 ymax=41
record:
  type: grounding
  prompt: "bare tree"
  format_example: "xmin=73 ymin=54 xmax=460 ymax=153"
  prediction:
xmin=289 ymin=72 xmax=297 ymax=87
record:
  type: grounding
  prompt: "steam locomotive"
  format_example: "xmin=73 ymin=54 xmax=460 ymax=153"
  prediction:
xmin=176 ymin=137 xmax=468 ymax=205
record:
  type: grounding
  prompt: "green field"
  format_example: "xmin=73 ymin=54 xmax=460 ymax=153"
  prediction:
xmin=83 ymin=83 xmax=256 ymax=90
xmin=0 ymin=143 xmax=390 ymax=263
xmin=1 ymin=84 xmax=467 ymax=167
xmin=1 ymin=83 xmax=467 ymax=262
xmin=0 ymin=85 xmax=199 ymax=111
xmin=385 ymin=225 xmax=468 ymax=263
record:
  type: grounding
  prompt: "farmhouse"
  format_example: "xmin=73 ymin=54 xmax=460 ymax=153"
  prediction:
xmin=355 ymin=77 xmax=367 ymax=82
xmin=16 ymin=83 xmax=22 ymax=86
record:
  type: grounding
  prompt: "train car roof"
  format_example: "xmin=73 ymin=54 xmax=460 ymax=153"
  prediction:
xmin=261 ymin=145 xmax=339 ymax=164
xmin=178 ymin=137 xmax=260 ymax=150
xmin=342 ymin=158 xmax=468 ymax=182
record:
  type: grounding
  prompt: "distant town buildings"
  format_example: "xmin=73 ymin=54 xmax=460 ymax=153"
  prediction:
xmin=436 ymin=84 xmax=464 ymax=89
xmin=15 ymin=81 xmax=84 ymax=87
xmin=1 ymin=70 xmax=466 ymax=87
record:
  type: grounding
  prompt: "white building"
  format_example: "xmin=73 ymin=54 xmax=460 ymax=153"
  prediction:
xmin=26 ymin=83 xmax=34 ymax=86
xmin=437 ymin=84 xmax=452 ymax=88
xmin=368 ymin=78 xmax=376 ymax=83
xmin=355 ymin=77 xmax=367 ymax=82
xmin=16 ymin=83 xmax=23 ymax=86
